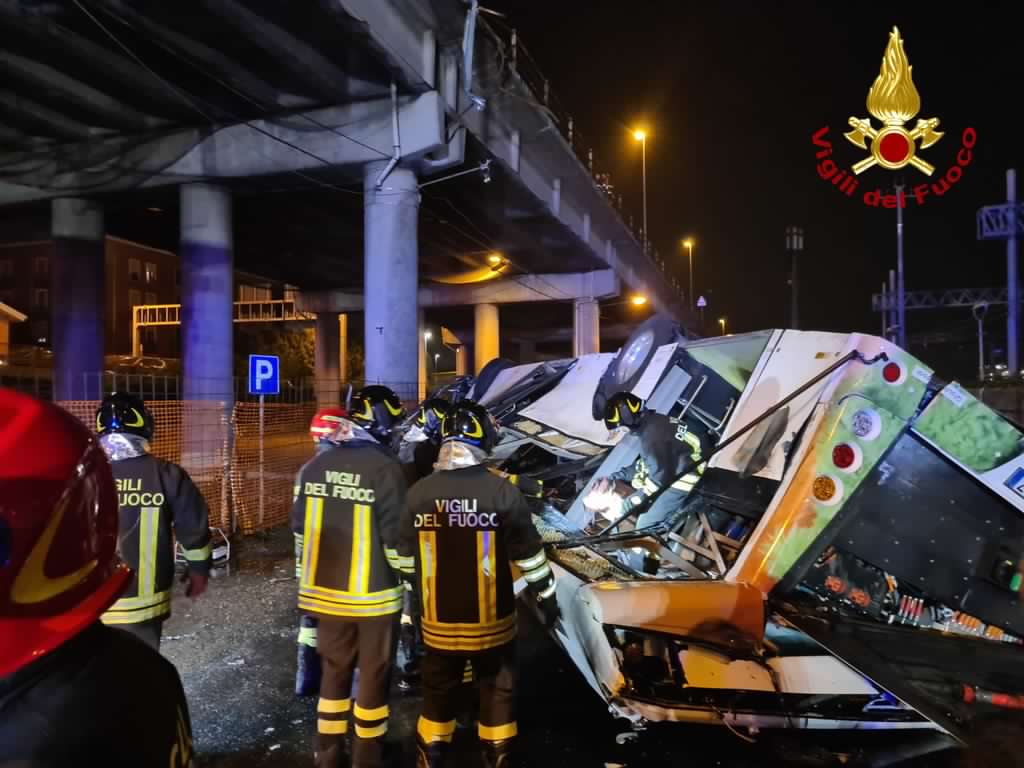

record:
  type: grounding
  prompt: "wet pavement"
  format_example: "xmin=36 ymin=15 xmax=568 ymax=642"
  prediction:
xmin=161 ymin=528 xmax=966 ymax=768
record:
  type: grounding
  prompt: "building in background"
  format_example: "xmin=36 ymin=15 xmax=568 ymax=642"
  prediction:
xmin=0 ymin=237 xmax=295 ymax=359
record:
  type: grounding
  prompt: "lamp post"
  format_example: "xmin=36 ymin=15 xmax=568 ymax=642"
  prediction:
xmin=719 ymin=317 xmax=727 ymax=335
xmin=683 ymin=238 xmax=694 ymax=309
xmin=633 ymin=129 xmax=647 ymax=252
xmin=785 ymin=226 xmax=804 ymax=329
xmin=973 ymin=302 xmax=989 ymax=383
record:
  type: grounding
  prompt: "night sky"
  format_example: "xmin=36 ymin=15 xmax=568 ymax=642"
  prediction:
xmin=486 ymin=1 xmax=1024 ymax=347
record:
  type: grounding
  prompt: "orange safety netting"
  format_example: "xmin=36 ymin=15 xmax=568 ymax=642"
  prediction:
xmin=59 ymin=400 xmax=234 ymax=531
xmin=230 ymin=402 xmax=315 ymax=534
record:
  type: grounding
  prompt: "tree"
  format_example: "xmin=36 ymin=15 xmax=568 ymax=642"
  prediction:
xmin=235 ymin=327 xmax=314 ymax=381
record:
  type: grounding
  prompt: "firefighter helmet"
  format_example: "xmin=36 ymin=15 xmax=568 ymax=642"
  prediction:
xmin=309 ymin=407 xmax=347 ymax=442
xmin=415 ymin=397 xmax=452 ymax=441
xmin=349 ymin=385 xmax=405 ymax=442
xmin=440 ymin=400 xmax=499 ymax=453
xmin=603 ymin=391 xmax=645 ymax=430
xmin=95 ymin=391 xmax=154 ymax=441
xmin=0 ymin=390 xmax=132 ymax=677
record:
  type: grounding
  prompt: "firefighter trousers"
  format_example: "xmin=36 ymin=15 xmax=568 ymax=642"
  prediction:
xmin=316 ymin=614 xmax=399 ymax=768
xmin=417 ymin=641 xmax=517 ymax=750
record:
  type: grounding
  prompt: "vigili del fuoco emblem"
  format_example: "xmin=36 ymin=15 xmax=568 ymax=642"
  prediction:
xmin=844 ymin=27 xmax=943 ymax=176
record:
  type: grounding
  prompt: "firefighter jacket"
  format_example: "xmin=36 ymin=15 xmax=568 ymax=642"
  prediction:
xmin=609 ymin=413 xmax=710 ymax=513
xmin=398 ymin=465 xmax=555 ymax=654
xmin=100 ymin=454 xmax=212 ymax=627
xmin=0 ymin=622 xmax=195 ymax=766
xmin=291 ymin=440 xmax=409 ymax=620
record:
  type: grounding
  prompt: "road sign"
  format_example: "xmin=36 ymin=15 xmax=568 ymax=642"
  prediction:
xmin=697 ymin=295 xmax=707 ymax=308
xmin=977 ymin=203 xmax=1024 ymax=240
xmin=248 ymin=354 xmax=280 ymax=395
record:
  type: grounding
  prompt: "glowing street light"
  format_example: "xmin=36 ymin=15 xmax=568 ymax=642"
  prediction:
xmin=682 ymin=238 xmax=694 ymax=309
xmin=719 ymin=317 xmax=727 ymax=335
xmin=424 ymin=330 xmax=432 ymax=341
xmin=632 ymin=127 xmax=648 ymax=251
xmin=630 ymin=294 xmax=648 ymax=306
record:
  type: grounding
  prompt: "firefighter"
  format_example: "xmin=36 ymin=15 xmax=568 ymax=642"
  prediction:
xmin=295 ymin=406 xmax=348 ymax=698
xmin=399 ymin=397 xmax=453 ymax=484
xmin=0 ymin=389 xmax=196 ymax=765
xmin=583 ymin=391 xmax=708 ymax=530
xmin=399 ymin=400 xmax=560 ymax=768
xmin=95 ymin=392 xmax=211 ymax=650
xmin=291 ymin=386 xmax=410 ymax=768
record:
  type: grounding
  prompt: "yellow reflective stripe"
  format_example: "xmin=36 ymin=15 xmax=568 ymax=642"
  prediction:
xmin=396 ymin=555 xmax=415 ymax=573
xmin=106 ymin=589 xmax=170 ymax=610
xmin=138 ymin=506 xmax=159 ymax=597
xmin=421 ymin=614 xmax=516 ymax=634
xmin=422 ymin=624 xmax=517 ymax=652
xmin=417 ymin=717 xmax=456 ymax=744
xmin=101 ymin=599 xmax=171 ymax=624
xmin=514 ymin=551 xmax=546 ymax=571
xmin=476 ymin=531 xmax=497 ymax=625
xmin=523 ymin=562 xmax=552 ymax=583
xmin=538 ymin=580 xmax=556 ymax=599
xmin=318 ymin=719 xmax=348 ymax=735
xmin=318 ymin=698 xmax=351 ymax=714
xmin=299 ymin=596 xmax=403 ymax=618
xmin=349 ymin=504 xmax=372 ymax=594
xmin=298 ymin=626 xmax=317 ymax=647
xmin=671 ymin=473 xmax=700 ymax=492
xmin=479 ymin=722 xmax=517 ymax=742
xmin=293 ymin=483 xmax=301 ymax=502
xmin=355 ymin=722 xmax=387 ymax=739
xmin=384 ymin=547 xmax=399 ymax=568
xmin=419 ymin=531 xmax=436 ymax=622
xmin=183 ymin=544 xmax=211 ymax=562
xmin=354 ymin=703 xmax=388 ymax=720
xmin=642 ymin=478 xmax=660 ymax=495
xmin=300 ymin=583 xmax=404 ymax=604
xmin=302 ymin=498 xmax=323 ymax=588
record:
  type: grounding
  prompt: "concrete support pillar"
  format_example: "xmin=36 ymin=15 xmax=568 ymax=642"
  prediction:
xmin=339 ymin=313 xmax=348 ymax=383
xmin=455 ymin=345 xmax=468 ymax=376
xmin=573 ymin=297 xmax=600 ymax=356
xmin=315 ymin=312 xmax=341 ymax=407
xmin=51 ymin=198 xmax=105 ymax=400
xmin=364 ymin=161 xmax=419 ymax=402
xmin=180 ymin=183 xmax=233 ymax=471
xmin=418 ymin=310 xmax=427 ymax=402
xmin=474 ymin=303 xmax=500 ymax=374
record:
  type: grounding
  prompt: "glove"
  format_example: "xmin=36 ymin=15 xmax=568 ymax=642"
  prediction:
xmin=538 ymin=592 xmax=561 ymax=629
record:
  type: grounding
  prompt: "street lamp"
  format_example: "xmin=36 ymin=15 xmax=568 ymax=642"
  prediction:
xmin=632 ymin=128 xmax=647 ymax=252
xmin=785 ymin=226 xmax=804 ymax=329
xmin=434 ymin=352 xmax=440 ymax=371
xmin=719 ymin=317 xmax=727 ymax=335
xmin=682 ymin=238 xmax=694 ymax=309
xmin=630 ymin=294 xmax=648 ymax=306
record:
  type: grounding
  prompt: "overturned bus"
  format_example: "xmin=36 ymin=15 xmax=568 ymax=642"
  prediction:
xmin=435 ymin=316 xmax=1024 ymax=751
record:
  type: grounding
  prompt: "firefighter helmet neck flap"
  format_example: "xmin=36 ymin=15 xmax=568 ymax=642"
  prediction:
xmin=349 ymin=385 xmax=405 ymax=443
xmin=0 ymin=389 xmax=132 ymax=677
xmin=603 ymin=391 xmax=645 ymax=431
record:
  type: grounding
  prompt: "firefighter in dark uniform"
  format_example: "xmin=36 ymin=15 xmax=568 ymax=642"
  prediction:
xmin=295 ymin=406 xmax=348 ymax=698
xmin=584 ymin=391 xmax=708 ymax=529
xmin=95 ymin=392 xmax=212 ymax=650
xmin=0 ymin=389 xmax=196 ymax=766
xmin=399 ymin=401 xmax=560 ymax=768
xmin=291 ymin=386 xmax=410 ymax=768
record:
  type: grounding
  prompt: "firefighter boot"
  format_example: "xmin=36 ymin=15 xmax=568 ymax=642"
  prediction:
xmin=481 ymin=738 xmax=516 ymax=768
xmin=415 ymin=737 xmax=447 ymax=768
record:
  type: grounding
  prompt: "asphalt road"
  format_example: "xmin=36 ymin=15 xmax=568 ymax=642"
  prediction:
xmin=160 ymin=528 xmax=966 ymax=768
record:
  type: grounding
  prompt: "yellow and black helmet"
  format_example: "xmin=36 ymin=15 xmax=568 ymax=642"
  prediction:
xmin=349 ymin=385 xmax=405 ymax=442
xmin=440 ymin=400 xmax=499 ymax=453
xmin=603 ymin=391 xmax=644 ymax=430
xmin=415 ymin=397 xmax=452 ymax=440
xmin=96 ymin=392 xmax=154 ymax=441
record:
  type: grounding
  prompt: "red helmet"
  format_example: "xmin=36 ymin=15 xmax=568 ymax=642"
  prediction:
xmin=0 ymin=389 xmax=131 ymax=677
xmin=310 ymin=407 xmax=347 ymax=441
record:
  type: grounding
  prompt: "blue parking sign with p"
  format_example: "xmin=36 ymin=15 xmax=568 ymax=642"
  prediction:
xmin=248 ymin=354 xmax=280 ymax=395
